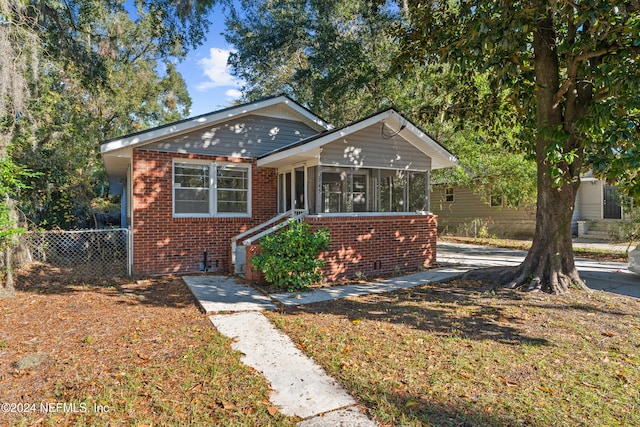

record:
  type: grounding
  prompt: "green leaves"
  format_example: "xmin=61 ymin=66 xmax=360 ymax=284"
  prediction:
xmin=3 ymin=0 xmax=209 ymax=229
xmin=0 ymin=157 xmax=37 ymax=250
xmin=251 ymin=220 xmax=331 ymax=292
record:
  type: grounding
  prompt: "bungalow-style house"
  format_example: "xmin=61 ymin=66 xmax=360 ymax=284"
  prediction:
xmin=431 ymin=173 xmax=627 ymax=239
xmin=101 ymin=95 xmax=457 ymax=280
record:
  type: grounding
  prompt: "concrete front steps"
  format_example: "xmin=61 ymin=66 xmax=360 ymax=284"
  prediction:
xmin=576 ymin=219 xmax=627 ymax=241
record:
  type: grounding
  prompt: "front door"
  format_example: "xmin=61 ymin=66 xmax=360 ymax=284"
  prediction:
xmin=278 ymin=167 xmax=306 ymax=213
xmin=294 ymin=167 xmax=305 ymax=210
xmin=603 ymin=184 xmax=622 ymax=219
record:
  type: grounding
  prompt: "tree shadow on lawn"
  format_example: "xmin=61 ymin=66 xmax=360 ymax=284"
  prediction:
xmin=13 ymin=261 xmax=200 ymax=310
xmin=359 ymin=386 xmax=526 ymax=427
xmin=286 ymin=281 xmax=549 ymax=346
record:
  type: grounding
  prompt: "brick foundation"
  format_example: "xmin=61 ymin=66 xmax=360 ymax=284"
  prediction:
xmin=304 ymin=214 xmax=437 ymax=282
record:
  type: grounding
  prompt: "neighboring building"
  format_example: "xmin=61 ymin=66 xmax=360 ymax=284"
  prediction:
xmin=432 ymin=175 xmax=626 ymax=239
xmin=101 ymin=95 xmax=457 ymax=280
xmin=430 ymin=184 xmax=536 ymax=238
xmin=574 ymin=173 xmax=627 ymax=239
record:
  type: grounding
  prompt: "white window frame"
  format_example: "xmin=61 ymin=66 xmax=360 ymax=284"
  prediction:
xmin=445 ymin=187 xmax=454 ymax=202
xmin=172 ymin=159 xmax=251 ymax=218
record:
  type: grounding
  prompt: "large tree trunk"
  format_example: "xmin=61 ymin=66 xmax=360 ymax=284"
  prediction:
xmin=465 ymin=10 xmax=590 ymax=294
xmin=505 ymin=12 xmax=587 ymax=293
xmin=502 ymin=164 xmax=586 ymax=294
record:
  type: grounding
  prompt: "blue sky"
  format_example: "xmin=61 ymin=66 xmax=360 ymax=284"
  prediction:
xmin=175 ymin=5 xmax=244 ymax=117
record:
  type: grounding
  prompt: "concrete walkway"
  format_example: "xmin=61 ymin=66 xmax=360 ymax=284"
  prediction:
xmin=184 ymin=274 xmax=384 ymax=426
xmin=210 ymin=312 xmax=358 ymax=419
xmin=184 ymin=242 xmax=639 ymax=426
xmin=183 ymin=275 xmax=277 ymax=312
xmin=270 ymin=266 xmax=469 ymax=306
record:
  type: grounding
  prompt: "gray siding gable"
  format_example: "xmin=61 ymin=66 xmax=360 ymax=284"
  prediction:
xmin=319 ymin=125 xmax=432 ymax=171
xmin=143 ymin=114 xmax=321 ymax=158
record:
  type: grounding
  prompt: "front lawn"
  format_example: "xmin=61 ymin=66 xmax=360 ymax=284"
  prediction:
xmin=0 ymin=264 xmax=297 ymax=427
xmin=266 ymin=280 xmax=640 ymax=426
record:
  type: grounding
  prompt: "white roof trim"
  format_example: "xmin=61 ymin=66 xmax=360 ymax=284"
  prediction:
xmin=100 ymin=96 xmax=332 ymax=155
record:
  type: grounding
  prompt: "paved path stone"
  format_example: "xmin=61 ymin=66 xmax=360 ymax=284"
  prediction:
xmin=184 ymin=275 xmax=276 ymax=312
xmin=297 ymin=407 xmax=377 ymax=426
xmin=270 ymin=266 xmax=470 ymax=306
xmin=210 ymin=312 xmax=365 ymax=421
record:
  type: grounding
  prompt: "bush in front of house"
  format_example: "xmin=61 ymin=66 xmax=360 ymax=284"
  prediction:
xmin=251 ymin=220 xmax=330 ymax=292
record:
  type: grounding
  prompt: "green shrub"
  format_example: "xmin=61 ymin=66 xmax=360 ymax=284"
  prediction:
xmin=251 ymin=220 xmax=330 ymax=291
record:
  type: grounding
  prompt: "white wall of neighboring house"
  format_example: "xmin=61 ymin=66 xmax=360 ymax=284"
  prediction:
xmin=574 ymin=178 xmax=603 ymax=222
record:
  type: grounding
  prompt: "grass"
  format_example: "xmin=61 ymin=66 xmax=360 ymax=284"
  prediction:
xmin=4 ymin=261 xmax=639 ymax=426
xmin=440 ymin=235 xmax=630 ymax=261
xmin=265 ymin=280 xmax=640 ymax=426
xmin=1 ymin=264 xmax=298 ymax=427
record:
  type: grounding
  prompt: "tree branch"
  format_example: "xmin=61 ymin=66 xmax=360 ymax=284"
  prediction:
xmin=553 ymin=46 xmax=618 ymax=107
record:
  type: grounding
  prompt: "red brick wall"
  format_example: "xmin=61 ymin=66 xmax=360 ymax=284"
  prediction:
xmin=131 ymin=149 xmax=438 ymax=279
xmin=304 ymin=214 xmax=437 ymax=281
xmin=131 ymin=149 xmax=277 ymax=275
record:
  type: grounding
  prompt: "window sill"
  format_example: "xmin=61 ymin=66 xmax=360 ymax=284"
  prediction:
xmin=173 ymin=214 xmax=252 ymax=219
xmin=307 ymin=211 xmax=433 ymax=218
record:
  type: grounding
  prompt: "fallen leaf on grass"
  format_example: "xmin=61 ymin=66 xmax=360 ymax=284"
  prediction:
xmin=220 ymin=401 xmax=236 ymax=410
xmin=580 ymin=381 xmax=598 ymax=389
xmin=615 ymin=370 xmax=629 ymax=383
xmin=539 ymin=386 xmax=553 ymax=394
xmin=267 ymin=406 xmax=278 ymax=416
xmin=602 ymin=331 xmax=617 ymax=337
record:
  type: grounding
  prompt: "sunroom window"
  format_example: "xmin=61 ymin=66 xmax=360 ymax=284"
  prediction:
xmin=312 ymin=166 xmax=429 ymax=214
xmin=173 ymin=161 xmax=251 ymax=217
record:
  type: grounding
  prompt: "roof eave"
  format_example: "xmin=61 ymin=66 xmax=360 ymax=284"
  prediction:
xmin=100 ymin=95 xmax=332 ymax=155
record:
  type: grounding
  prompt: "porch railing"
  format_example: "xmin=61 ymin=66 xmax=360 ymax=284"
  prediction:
xmin=230 ymin=209 xmax=306 ymax=267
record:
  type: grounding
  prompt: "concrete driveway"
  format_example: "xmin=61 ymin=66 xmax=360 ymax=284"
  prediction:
xmin=437 ymin=241 xmax=640 ymax=299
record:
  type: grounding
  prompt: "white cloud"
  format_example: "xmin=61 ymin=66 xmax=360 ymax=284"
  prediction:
xmin=196 ymin=48 xmax=242 ymax=92
xmin=225 ymin=88 xmax=242 ymax=98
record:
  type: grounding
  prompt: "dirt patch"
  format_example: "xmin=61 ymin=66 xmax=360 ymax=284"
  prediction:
xmin=0 ymin=263 xmax=296 ymax=426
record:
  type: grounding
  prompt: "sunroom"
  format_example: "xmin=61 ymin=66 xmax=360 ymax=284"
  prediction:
xmin=258 ymin=109 xmax=457 ymax=216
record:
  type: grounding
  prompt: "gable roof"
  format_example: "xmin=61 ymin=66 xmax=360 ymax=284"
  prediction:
xmin=101 ymin=94 xmax=331 ymax=154
xmin=101 ymin=95 xmax=332 ymax=192
xmin=257 ymin=109 xmax=458 ymax=170
xmin=101 ymin=97 xmax=457 ymax=193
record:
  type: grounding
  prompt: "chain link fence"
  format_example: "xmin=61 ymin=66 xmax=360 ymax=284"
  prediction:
xmin=24 ymin=228 xmax=130 ymax=278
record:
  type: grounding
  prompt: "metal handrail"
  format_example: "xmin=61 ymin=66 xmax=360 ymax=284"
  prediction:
xmin=242 ymin=210 xmax=306 ymax=246
xmin=230 ymin=209 xmax=307 ymax=265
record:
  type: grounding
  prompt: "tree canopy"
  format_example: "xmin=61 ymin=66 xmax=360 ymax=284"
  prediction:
xmin=1 ymin=0 xmax=216 ymax=230
xmin=399 ymin=0 xmax=639 ymax=292
xmin=225 ymin=0 xmax=538 ymax=205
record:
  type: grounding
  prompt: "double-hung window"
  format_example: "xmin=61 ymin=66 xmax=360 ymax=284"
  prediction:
xmin=173 ymin=160 xmax=251 ymax=217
